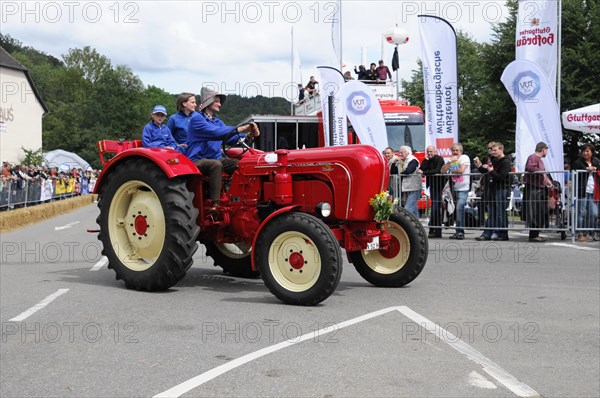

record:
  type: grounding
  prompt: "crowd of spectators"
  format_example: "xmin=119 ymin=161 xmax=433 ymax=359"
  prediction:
xmin=0 ymin=161 xmax=99 ymax=210
xmin=354 ymin=60 xmax=392 ymax=83
xmin=384 ymin=141 xmax=600 ymax=242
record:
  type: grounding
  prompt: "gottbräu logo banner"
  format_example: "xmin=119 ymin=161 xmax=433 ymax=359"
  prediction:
xmin=418 ymin=15 xmax=459 ymax=160
xmin=514 ymin=0 xmax=558 ymax=171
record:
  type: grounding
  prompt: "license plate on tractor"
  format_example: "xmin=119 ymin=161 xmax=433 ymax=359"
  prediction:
xmin=366 ymin=236 xmax=380 ymax=250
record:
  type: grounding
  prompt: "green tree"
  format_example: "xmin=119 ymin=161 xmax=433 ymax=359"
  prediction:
xmin=62 ymin=46 xmax=112 ymax=84
xmin=561 ymin=0 xmax=600 ymax=162
xmin=144 ymin=86 xmax=178 ymax=117
xmin=20 ymin=146 xmax=43 ymax=165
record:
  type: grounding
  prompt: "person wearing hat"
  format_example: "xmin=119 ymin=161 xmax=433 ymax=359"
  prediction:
xmin=141 ymin=105 xmax=184 ymax=152
xmin=187 ymin=87 xmax=260 ymax=214
xmin=167 ymin=92 xmax=197 ymax=145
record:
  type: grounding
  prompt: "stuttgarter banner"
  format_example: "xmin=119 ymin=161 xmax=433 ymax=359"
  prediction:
xmin=418 ymin=14 xmax=459 ymax=159
xmin=338 ymin=80 xmax=388 ymax=152
xmin=515 ymin=0 xmax=558 ymax=171
xmin=317 ymin=66 xmax=347 ymax=146
xmin=501 ymin=59 xmax=564 ymax=182
xmin=562 ymin=103 xmax=600 ymax=134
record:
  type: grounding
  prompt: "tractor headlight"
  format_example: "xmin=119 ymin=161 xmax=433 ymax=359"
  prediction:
xmin=316 ymin=202 xmax=332 ymax=218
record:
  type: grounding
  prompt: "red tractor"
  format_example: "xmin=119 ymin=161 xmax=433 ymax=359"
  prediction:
xmin=94 ymin=135 xmax=428 ymax=305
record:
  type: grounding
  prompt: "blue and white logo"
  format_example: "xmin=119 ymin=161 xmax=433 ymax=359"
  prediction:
xmin=513 ymin=71 xmax=541 ymax=101
xmin=346 ymin=92 xmax=371 ymax=115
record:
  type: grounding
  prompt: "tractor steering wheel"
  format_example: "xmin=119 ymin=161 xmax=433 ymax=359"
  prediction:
xmin=222 ymin=123 xmax=255 ymax=158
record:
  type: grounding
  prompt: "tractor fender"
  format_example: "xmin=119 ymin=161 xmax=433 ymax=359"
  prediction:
xmin=94 ymin=148 xmax=200 ymax=193
xmin=251 ymin=205 xmax=300 ymax=271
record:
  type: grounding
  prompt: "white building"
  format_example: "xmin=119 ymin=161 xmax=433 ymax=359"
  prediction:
xmin=0 ymin=46 xmax=47 ymax=164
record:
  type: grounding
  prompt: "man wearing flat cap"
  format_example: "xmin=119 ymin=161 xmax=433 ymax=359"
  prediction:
xmin=187 ymin=87 xmax=260 ymax=214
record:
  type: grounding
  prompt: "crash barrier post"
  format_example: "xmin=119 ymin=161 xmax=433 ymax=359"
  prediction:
xmin=390 ymin=170 xmax=579 ymax=240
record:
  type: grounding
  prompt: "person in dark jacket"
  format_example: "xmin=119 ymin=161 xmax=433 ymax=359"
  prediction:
xmin=572 ymin=143 xmax=600 ymax=242
xmin=474 ymin=142 xmax=498 ymax=239
xmin=475 ymin=142 xmax=512 ymax=241
xmin=419 ymin=145 xmax=445 ymax=238
xmin=354 ymin=65 xmax=367 ymax=80
xmin=364 ymin=63 xmax=378 ymax=83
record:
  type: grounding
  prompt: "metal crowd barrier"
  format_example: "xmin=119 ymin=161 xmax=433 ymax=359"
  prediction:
xmin=0 ymin=178 xmax=82 ymax=210
xmin=572 ymin=170 xmax=600 ymax=239
xmin=389 ymin=170 xmax=598 ymax=242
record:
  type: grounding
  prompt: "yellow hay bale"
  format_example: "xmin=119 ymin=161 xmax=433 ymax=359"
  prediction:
xmin=0 ymin=195 xmax=98 ymax=232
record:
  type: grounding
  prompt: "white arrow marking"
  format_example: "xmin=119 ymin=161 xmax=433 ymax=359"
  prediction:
xmin=54 ymin=221 xmax=80 ymax=231
xmin=468 ymin=370 xmax=497 ymax=389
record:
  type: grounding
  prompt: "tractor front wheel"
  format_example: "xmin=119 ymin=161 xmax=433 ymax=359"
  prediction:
xmin=256 ymin=213 xmax=342 ymax=306
xmin=97 ymin=159 xmax=199 ymax=291
xmin=350 ymin=208 xmax=427 ymax=287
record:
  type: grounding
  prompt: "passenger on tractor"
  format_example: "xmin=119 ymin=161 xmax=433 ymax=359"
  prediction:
xmin=167 ymin=92 xmax=197 ymax=145
xmin=141 ymin=105 xmax=186 ymax=152
xmin=186 ymin=87 xmax=260 ymax=218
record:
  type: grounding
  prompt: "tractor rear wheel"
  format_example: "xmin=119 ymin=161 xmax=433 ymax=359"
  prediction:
xmin=204 ymin=241 xmax=259 ymax=278
xmin=97 ymin=159 xmax=199 ymax=291
xmin=350 ymin=208 xmax=427 ymax=287
xmin=256 ymin=213 xmax=342 ymax=306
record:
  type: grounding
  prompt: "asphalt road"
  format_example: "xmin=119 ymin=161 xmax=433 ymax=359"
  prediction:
xmin=1 ymin=204 xmax=598 ymax=397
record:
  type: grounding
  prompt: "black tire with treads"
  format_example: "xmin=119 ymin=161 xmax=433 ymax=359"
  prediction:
xmin=97 ymin=159 xmax=199 ymax=291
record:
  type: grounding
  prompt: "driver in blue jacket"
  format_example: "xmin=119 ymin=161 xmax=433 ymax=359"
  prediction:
xmin=186 ymin=87 xmax=260 ymax=214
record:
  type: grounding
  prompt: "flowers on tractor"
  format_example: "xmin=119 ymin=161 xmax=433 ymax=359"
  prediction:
xmin=369 ymin=191 xmax=398 ymax=223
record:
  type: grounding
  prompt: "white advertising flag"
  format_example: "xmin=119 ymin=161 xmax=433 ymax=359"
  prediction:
xmin=562 ymin=104 xmax=600 ymax=134
xmin=338 ymin=80 xmax=388 ymax=151
xmin=501 ymin=59 xmax=564 ymax=178
xmin=317 ymin=66 xmax=347 ymax=146
xmin=515 ymin=0 xmax=558 ymax=171
xmin=331 ymin=0 xmax=342 ymax=69
xmin=418 ymin=15 xmax=459 ymax=159
xmin=291 ymin=27 xmax=303 ymax=87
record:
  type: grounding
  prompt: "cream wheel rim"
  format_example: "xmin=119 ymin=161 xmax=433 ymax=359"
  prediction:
xmin=268 ymin=231 xmax=321 ymax=292
xmin=107 ymin=180 xmax=166 ymax=271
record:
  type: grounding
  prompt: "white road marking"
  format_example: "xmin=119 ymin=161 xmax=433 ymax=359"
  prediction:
xmin=9 ymin=289 xmax=69 ymax=322
xmin=548 ymin=243 xmax=600 ymax=251
xmin=155 ymin=306 xmax=539 ymax=398
xmin=90 ymin=256 xmax=108 ymax=271
xmin=54 ymin=221 xmax=80 ymax=231
xmin=468 ymin=370 xmax=497 ymax=389
xmin=398 ymin=306 xmax=539 ymax=397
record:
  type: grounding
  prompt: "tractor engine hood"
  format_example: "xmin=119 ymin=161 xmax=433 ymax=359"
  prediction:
xmin=240 ymin=145 xmax=389 ymax=221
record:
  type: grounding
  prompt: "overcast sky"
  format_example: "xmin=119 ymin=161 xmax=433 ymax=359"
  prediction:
xmin=3 ymin=1 xmax=509 ymax=101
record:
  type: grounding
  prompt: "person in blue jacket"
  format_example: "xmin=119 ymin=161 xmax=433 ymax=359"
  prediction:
xmin=187 ymin=87 xmax=260 ymax=213
xmin=141 ymin=105 xmax=184 ymax=152
xmin=167 ymin=93 xmax=196 ymax=145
